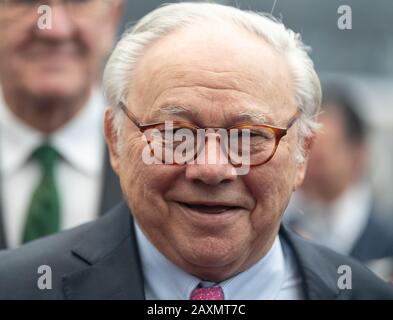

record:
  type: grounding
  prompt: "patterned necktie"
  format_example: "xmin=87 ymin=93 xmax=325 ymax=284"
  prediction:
xmin=22 ymin=144 xmax=61 ymax=244
xmin=190 ymin=285 xmax=225 ymax=300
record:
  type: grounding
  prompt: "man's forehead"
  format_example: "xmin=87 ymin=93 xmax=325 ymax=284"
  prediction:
xmin=129 ymin=21 xmax=295 ymax=122
xmin=132 ymin=21 xmax=289 ymax=87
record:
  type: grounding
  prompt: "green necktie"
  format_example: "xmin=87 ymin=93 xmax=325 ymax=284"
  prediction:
xmin=22 ymin=144 xmax=61 ymax=244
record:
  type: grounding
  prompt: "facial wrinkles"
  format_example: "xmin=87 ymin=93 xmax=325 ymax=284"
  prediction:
xmin=141 ymin=90 xmax=282 ymax=134
xmin=154 ymin=66 xmax=282 ymax=105
xmin=122 ymin=134 xmax=162 ymax=216
xmin=130 ymin=24 xmax=296 ymax=127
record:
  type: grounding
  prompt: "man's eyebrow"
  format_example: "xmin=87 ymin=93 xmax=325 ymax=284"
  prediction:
xmin=151 ymin=105 xmax=195 ymax=119
xmin=150 ymin=106 xmax=274 ymax=125
xmin=237 ymin=111 xmax=271 ymax=124
xmin=161 ymin=105 xmax=192 ymax=115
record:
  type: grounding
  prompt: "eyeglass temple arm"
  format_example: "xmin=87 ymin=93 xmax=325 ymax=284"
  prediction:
xmin=119 ymin=102 xmax=141 ymax=128
xmin=286 ymin=110 xmax=301 ymax=130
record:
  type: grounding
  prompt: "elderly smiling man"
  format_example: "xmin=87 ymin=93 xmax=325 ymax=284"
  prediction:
xmin=0 ymin=2 xmax=392 ymax=300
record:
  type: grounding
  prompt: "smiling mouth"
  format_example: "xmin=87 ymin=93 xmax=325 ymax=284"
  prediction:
xmin=178 ymin=202 xmax=243 ymax=214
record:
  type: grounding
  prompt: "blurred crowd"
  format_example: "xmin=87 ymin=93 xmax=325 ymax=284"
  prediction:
xmin=284 ymin=83 xmax=393 ymax=280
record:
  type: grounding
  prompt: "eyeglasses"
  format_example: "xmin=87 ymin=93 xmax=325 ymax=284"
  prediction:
xmin=119 ymin=102 xmax=300 ymax=167
xmin=2 ymin=0 xmax=111 ymax=20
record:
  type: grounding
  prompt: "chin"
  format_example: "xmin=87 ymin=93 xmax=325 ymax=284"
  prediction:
xmin=181 ymin=236 xmax=241 ymax=269
xmin=184 ymin=252 xmax=241 ymax=282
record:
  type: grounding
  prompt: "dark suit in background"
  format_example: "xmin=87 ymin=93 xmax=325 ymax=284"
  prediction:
xmin=350 ymin=208 xmax=393 ymax=262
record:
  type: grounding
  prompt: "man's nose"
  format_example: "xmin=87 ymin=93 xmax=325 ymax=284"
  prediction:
xmin=36 ymin=4 xmax=74 ymax=39
xmin=185 ymin=133 xmax=237 ymax=185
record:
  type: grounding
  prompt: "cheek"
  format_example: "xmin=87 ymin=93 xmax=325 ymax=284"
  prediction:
xmin=0 ymin=19 xmax=38 ymax=64
xmin=0 ymin=31 xmax=26 ymax=68
xmin=118 ymin=139 xmax=150 ymax=202
xmin=81 ymin=23 xmax=113 ymax=58
xmin=0 ymin=33 xmax=14 ymax=54
xmin=117 ymin=138 xmax=181 ymax=223
xmin=0 ymin=18 xmax=30 ymax=43
xmin=245 ymin=153 xmax=297 ymax=229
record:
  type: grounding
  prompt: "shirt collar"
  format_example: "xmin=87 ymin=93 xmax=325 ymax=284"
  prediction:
xmin=50 ymin=89 xmax=105 ymax=175
xmin=325 ymin=183 xmax=371 ymax=253
xmin=135 ymin=221 xmax=286 ymax=300
xmin=0 ymin=88 xmax=105 ymax=176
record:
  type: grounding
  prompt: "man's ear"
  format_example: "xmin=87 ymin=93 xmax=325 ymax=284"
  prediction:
xmin=104 ymin=107 xmax=121 ymax=175
xmin=293 ymin=135 xmax=315 ymax=191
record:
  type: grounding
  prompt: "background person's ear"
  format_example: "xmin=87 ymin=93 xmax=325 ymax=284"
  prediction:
xmin=293 ymin=135 xmax=315 ymax=191
xmin=104 ymin=107 xmax=121 ymax=175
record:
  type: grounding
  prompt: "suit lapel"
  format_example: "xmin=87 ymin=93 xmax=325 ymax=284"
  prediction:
xmin=98 ymin=148 xmax=123 ymax=217
xmin=62 ymin=206 xmax=345 ymax=300
xmin=349 ymin=213 xmax=374 ymax=261
xmin=62 ymin=202 xmax=145 ymax=300
xmin=280 ymin=226 xmax=341 ymax=300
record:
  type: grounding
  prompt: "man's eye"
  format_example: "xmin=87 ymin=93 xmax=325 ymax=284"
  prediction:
xmin=250 ymin=133 xmax=269 ymax=140
xmin=158 ymin=128 xmax=178 ymax=135
xmin=250 ymin=132 xmax=264 ymax=138
xmin=156 ymin=128 xmax=180 ymax=140
xmin=172 ymin=128 xmax=184 ymax=135
xmin=253 ymin=129 xmax=275 ymax=139
xmin=240 ymin=130 xmax=273 ymax=141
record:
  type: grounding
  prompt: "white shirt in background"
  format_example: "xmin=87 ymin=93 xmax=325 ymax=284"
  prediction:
xmin=285 ymin=183 xmax=372 ymax=255
xmin=0 ymin=89 xmax=106 ymax=248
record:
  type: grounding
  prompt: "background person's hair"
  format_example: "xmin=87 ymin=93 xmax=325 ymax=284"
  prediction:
xmin=321 ymin=83 xmax=367 ymax=145
xmin=103 ymin=1 xmax=322 ymax=162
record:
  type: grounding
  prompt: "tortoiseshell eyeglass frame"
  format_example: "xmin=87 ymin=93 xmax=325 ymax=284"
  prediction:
xmin=118 ymin=102 xmax=300 ymax=166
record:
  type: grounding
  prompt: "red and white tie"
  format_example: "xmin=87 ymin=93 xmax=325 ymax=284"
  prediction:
xmin=190 ymin=285 xmax=225 ymax=300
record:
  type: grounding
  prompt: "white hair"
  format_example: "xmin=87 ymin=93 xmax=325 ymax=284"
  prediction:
xmin=103 ymin=2 xmax=321 ymax=162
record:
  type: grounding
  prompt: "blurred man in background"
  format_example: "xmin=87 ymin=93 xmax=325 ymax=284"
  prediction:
xmin=286 ymin=84 xmax=393 ymax=269
xmin=0 ymin=0 xmax=124 ymax=248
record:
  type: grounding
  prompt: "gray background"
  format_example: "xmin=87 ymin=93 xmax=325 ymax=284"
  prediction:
xmin=121 ymin=0 xmax=393 ymax=75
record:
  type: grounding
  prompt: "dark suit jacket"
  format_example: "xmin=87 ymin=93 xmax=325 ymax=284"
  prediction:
xmin=0 ymin=151 xmax=122 ymax=249
xmin=286 ymin=203 xmax=393 ymax=264
xmin=0 ymin=201 xmax=392 ymax=300
xmin=350 ymin=210 xmax=393 ymax=262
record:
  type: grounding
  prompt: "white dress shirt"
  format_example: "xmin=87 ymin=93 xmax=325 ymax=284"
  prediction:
xmin=134 ymin=222 xmax=304 ymax=300
xmin=0 ymin=89 xmax=106 ymax=248
xmin=285 ymin=183 xmax=372 ymax=255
